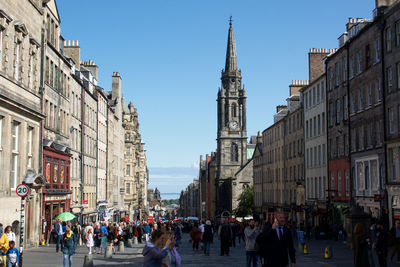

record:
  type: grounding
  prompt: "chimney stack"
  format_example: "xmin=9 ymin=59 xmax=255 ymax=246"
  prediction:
xmin=308 ymin=48 xmax=330 ymax=83
xmin=64 ymin=40 xmax=81 ymax=69
xmin=112 ymin=72 xmax=122 ymax=119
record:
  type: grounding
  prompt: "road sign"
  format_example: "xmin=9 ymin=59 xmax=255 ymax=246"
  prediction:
xmin=16 ymin=184 xmax=29 ymax=197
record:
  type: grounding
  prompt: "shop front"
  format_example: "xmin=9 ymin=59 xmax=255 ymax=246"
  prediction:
xmin=41 ymin=141 xmax=71 ymax=242
xmin=388 ymin=185 xmax=400 ymax=227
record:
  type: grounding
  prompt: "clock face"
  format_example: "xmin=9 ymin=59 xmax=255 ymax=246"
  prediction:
xmin=229 ymin=121 xmax=238 ymax=130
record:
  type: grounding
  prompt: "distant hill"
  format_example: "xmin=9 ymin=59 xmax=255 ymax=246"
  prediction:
xmin=162 ymin=199 xmax=179 ymax=206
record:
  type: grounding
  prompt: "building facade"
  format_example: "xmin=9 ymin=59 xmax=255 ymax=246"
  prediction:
xmin=0 ymin=0 xmax=44 ymax=248
xmin=42 ymin=1 xmax=72 ymax=236
xmin=215 ymin=19 xmax=252 ymax=215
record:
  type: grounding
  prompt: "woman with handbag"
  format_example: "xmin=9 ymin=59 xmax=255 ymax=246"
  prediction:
xmin=107 ymin=224 xmax=117 ymax=255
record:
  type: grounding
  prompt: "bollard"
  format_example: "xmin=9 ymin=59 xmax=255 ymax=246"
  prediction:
xmin=83 ymin=254 xmax=94 ymax=267
xmin=118 ymin=241 xmax=125 ymax=252
xmin=126 ymin=238 xmax=133 ymax=248
xmin=303 ymin=243 xmax=309 ymax=255
xmin=324 ymin=246 xmax=332 ymax=259
xmin=104 ymin=245 xmax=113 ymax=259
xmin=134 ymin=236 xmax=138 ymax=244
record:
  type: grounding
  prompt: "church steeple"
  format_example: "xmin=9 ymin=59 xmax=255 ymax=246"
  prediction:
xmin=225 ymin=16 xmax=238 ymax=72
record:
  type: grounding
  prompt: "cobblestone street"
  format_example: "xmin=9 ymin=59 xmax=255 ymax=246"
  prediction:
xmin=23 ymin=233 xmax=400 ymax=266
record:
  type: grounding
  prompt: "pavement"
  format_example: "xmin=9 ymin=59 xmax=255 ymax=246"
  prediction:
xmin=23 ymin=233 xmax=400 ymax=267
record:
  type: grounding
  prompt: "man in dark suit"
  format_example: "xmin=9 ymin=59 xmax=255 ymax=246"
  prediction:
xmin=263 ymin=212 xmax=296 ymax=267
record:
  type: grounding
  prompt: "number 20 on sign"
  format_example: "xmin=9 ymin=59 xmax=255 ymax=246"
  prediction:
xmin=16 ymin=184 xmax=30 ymax=198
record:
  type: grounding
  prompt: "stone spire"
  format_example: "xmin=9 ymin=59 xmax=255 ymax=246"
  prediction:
xmin=225 ymin=16 xmax=238 ymax=72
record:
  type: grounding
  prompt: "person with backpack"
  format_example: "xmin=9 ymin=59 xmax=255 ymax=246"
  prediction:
xmin=71 ymin=221 xmax=81 ymax=246
xmin=202 ymin=220 xmax=214 ymax=256
xmin=218 ymin=218 xmax=232 ymax=256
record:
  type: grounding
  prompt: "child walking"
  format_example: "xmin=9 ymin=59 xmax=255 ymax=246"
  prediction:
xmin=86 ymin=228 xmax=94 ymax=255
xmin=6 ymin=241 xmax=20 ymax=267
xmin=100 ymin=233 xmax=107 ymax=254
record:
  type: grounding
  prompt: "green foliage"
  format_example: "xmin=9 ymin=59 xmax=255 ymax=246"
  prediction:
xmin=162 ymin=199 xmax=179 ymax=206
xmin=234 ymin=186 xmax=254 ymax=217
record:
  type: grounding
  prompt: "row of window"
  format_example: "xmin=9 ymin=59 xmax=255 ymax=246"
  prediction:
xmin=306 ymin=176 xmax=327 ymax=200
xmin=84 ymin=134 xmax=96 ymax=158
xmin=353 ymin=159 xmax=380 ymax=194
xmin=328 ymin=39 xmax=380 ymax=90
xmin=388 ymin=105 xmax=400 ymax=135
xmin=4 ymin=119 xmax=34 ymax=189
xmin=285 ymin=112 xmax=303 ymax=135
xmin=83 ymin=163 xmax=96 ymax=185
xmin=306 ymin=144 xmax=326 ymax=168
xmin=46 ymin=14 xmax=59 ymax=48
xmin=44 ymin=99 xmax=69 ymax=136
xmin=304 ymin=80 xmax=325 ymax=110
xmin=44 ymin=156 xmax=70 ymax=191
xmin=0 ymin=26 xmax=38 ymax=89
xmin=350 ymin=121 xmax=382 ymax=153
xmin=71 ymin=92 xmax=81 ymax=119
xmin=306 ymin=112 xmax=326 ymax=139
xmin=388 ymin=146 xmax=400 ymax=182
xmin=84 ymin=102 xmax=97 ymax=130
xmin=330 ymin=170 xmax=350 ymax=198
xmin=328 ymin=134 xmax=349 ymax=160
xmin=44 ymin=56 xmax=70 ymax=98
xmin=263 ymin=125 xmax=283 ymax=145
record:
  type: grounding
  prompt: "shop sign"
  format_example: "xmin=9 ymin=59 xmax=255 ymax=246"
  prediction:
xmin=82 ymin=200 xmax=88 ymax=208
xmin=374 ymin=194 xmax=382 ymax=202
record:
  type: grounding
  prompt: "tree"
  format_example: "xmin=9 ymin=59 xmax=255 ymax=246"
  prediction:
xmin=234 ymin=186 xmax=254 ymax=217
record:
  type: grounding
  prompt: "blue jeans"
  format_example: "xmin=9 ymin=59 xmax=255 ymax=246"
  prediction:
xmin=246 ymin=251 xmax=258 ymax=267
xmin=56 ymin=235 xmax=64 ymax=252
xmin=203 ymin=241 xmax=211 ymax=255
xmin=63 ymin=254 xmax=73 ymax=267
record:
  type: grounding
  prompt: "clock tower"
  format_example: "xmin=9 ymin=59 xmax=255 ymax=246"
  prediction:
xmin=216 ymin=17 xmax=248 ymax=213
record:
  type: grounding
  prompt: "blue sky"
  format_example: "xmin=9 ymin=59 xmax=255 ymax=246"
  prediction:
xmin=57 ymin=0 xmax=374 ymax=194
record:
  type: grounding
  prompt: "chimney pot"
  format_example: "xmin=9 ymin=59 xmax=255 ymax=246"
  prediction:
xmin=76 ymin=40 xmax=79 ymax=46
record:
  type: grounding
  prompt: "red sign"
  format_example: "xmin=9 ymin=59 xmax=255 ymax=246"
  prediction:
xmin=147 ymin=216 xmax=154 ymax=224
xmin=16 ymin=184 xmax=30 ymax=197
xmin=82 ymin=200 xmax=88 ymax=208
xmin=394 ymin=214 xmax=400 ymax=220
xmin=374 ymin=194 xmax=382 ymax=202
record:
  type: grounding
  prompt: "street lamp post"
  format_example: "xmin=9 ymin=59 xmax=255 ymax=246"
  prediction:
xmin=19 ymin=170 xmax=46 ymax=267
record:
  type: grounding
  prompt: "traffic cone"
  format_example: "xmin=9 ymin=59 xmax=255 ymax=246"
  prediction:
xmin=303 ymin=243 xmax=309 ymax=255
xmin=324 ymin=246 xmax=332 ymax=259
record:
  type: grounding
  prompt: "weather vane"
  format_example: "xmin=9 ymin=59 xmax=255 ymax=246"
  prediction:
xmin=229 ymin=16 xmax=233 ymax=27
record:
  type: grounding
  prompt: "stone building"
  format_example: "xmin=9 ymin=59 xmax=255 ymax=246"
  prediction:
xmin=346 ymin=17 xmax=385 ymax=220
xmin=95 ymin=86 xmax=108 ymax=214
xmin=79 ymin=61 xmax=98 ymax=222
xmin=283 ymin=82 xmax=305 ymax=223
xmin=215 ymin=19 xmax=253 ymax=215
xmin=41 ymin=0 xmax=73 ymax=234
xmin=0 ymin=0 xmax=43 ymax=248
xmin=325 ymin=43 xmax=350 ymax=223
xmin=104 ymin=72 xmax=126 ymax=220
xmin=302 ymin=49 xmax=329 ymax=226
xmin=123 ymin=100 xmax=149 ymax=219
xmin=66 ymin=49 xmax=82 ymax=217
xmin=179 ymin=179 xmax=200 ymax=218
xmin=259 ymin=108 xmax=286 ymax=221
xmin=252 ymin=133 xmax=263 ymax=216
xmin=380 ymin=0 xmax=400 ymax=226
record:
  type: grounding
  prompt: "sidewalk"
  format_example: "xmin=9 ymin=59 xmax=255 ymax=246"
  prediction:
xmin=23 ymin=243 xmax=145 ymax=267
xmin=296 ymin=239 xmax=400 ymax=267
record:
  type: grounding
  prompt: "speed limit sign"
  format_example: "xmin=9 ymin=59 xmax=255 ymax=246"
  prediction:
xmin=16 ymin=184 xmax=30 ymax=197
